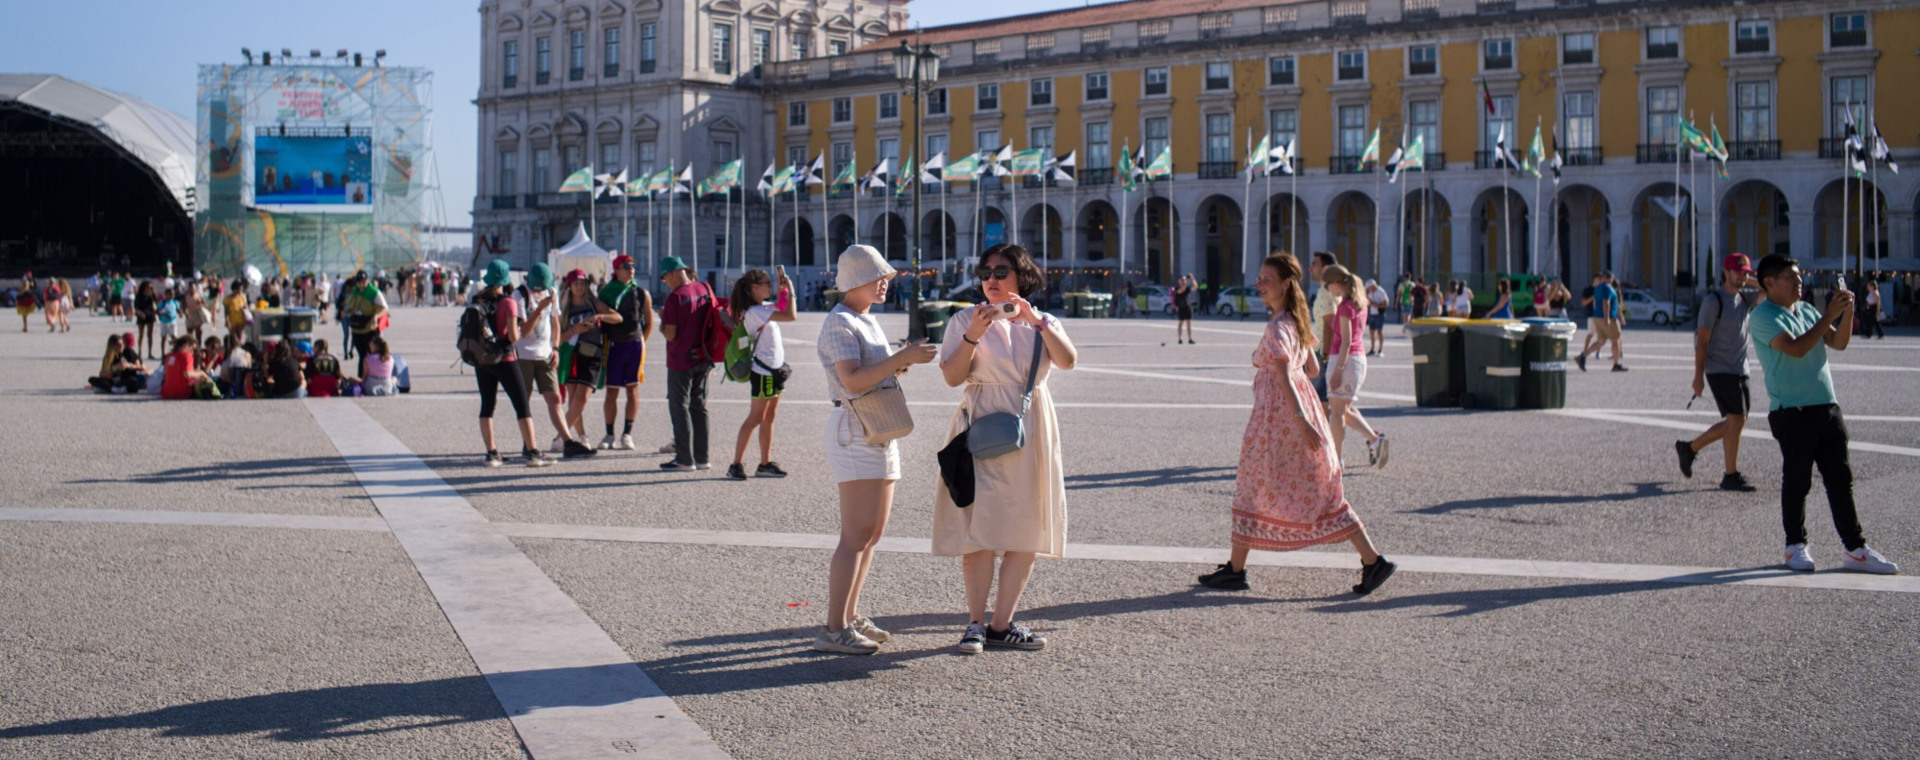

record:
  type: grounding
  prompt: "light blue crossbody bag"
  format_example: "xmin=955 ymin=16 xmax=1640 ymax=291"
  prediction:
xmin=966 ymin=331 xmax=1046 ymax=460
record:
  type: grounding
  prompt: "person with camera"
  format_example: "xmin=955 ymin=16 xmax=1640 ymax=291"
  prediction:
xmin=933 ymin=243 xmax=1078 ymax=654
xmin=471 ymin=261 xmax=552 ymax=469
xmin=725 ymin=267 xmax=797 ymax=480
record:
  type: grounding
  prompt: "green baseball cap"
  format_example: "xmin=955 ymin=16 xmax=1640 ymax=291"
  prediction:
xmin=526 ymin=263 xmax=554 ymax=290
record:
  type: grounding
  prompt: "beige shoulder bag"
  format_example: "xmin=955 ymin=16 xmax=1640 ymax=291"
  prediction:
xmin=845 ymin=378 xmax=914 ymax=445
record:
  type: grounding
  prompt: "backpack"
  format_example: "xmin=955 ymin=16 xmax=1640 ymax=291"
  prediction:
xmin=456 ymin=296 xmax=512 ymax=367
xmin=723 ymin=310 xmax=770 ymax=383
xmin=691 ymin=284 xmax=733 ymax=365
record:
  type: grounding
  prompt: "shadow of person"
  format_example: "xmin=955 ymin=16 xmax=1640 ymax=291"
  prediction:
xmin=1410 ymin=481 xmax=1672 ymax=515
xmin=1303 ymin=566 xmax=1788 ymax=618
xmin=1065 ymin=466 xmax=1237 ymax=491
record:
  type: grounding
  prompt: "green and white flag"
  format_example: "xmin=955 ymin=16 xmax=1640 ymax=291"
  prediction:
xmin=1526 ymin=123 xmax=1546 ymax=178
xmin=1245 ymin=134 xmax=1270 ymax=182
xmin=557 ymin=166 xmax=594 ymax=193
xmin=1678 ymin=119 xmax=1713 ymax=158
xmin=894 ymin=153 xmax=914 ymax=197
xmin=706 ymin=158 xmax=743 ymax=193
xmin=1356 ymin=127 xmax=1381 ymax=170
xmin=1010 ymin=149 xmax=1047 ymax=177
xmin=1117 ymin=140 xmax=1137 ymax=192
xmin=1143 ymin=145 xmax=1172 ymax=180
xmin=1709 ymin=119 xmax=1730 ymax=180
xmin=829 ymin=160 xmax=856 ymax=190
xmin=1401 ymin=134 xmax=1427 ymax=173
xmin=944 ymin=152 xmax=981 ymax=182
xmin=770 ymin=164 xmax=796 ymax=194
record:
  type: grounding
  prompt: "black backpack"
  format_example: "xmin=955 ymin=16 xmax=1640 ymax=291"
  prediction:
xmin=456 ymin=296 xmax=513 ymax=367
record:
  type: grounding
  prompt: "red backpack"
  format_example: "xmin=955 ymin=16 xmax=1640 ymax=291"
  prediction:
xmin=696 ymin=284 xmax=734 ymax=364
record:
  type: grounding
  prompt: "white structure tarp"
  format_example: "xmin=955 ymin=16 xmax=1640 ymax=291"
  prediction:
xmin=547 ymin=223 xmax=610 ymax=280
xmin=0 ymin=73 xmax=196 ymax=212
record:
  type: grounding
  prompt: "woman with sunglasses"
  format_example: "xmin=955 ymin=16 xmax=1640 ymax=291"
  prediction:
xmin=934 ymin=244 xmax=1078 ymax=654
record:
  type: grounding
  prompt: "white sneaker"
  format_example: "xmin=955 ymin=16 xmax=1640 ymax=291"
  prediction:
xmin=849 ymin=615 xmax=891 ymax=644
xmin=1784 ymin=543 xmax=1815 ymax=572
xmin=1368 ymin=433 xmax=1389 ymax=469
xmin=1840 ymin=546 xmax=1899 ymax=575
xmin=598 ymin=433 xmax=617 ymax=450
xmin=550 ymin=435 xmax=567 ymax=454
xmin=618 ymin=433 xmax=636 ymax=450
xmin=812 ymin=626 xmax=880 ymax=655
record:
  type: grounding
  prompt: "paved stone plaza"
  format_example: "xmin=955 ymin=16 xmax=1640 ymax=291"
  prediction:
xmin=3 ymin=305 xmax=1917 ymax=759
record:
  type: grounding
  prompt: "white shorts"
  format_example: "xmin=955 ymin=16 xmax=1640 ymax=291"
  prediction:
xmin=1327 ymin=353 xmax=1368 ymax=400
xmin=823 ymin=408 xmax=901 ymax=483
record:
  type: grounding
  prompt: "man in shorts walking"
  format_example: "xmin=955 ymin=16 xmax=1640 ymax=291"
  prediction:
xmin=1676 ymin=254 xmax=1758 ymax=491
xmin=597 ymin=255 xmax=653 ymax=450
xmin=1749 ymin=254 xmax=1896 ymax=574
xmin=1575 ymin=270 xmax=1625 ymax=372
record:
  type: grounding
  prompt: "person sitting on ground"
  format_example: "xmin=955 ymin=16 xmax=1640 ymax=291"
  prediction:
xmin=197 ymin=336 xmax=226 ymax=379
xmin=220 ymin=340 xmax=257 ymax=398
xmin=160 ymin=336 xmax=215 ymax=400
xmin=362 ymin=336 xmax=398 ymax=396
xmin=303 ymin=338 xmax=351 ymax=398
xmin=89 ymin=334 xmax=147 ymax=393
xmin=264 ymin=340 xmax=306 ymax=398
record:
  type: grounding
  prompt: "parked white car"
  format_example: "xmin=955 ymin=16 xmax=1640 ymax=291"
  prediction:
xmin=1619 ymin=288 xmax=1692 ymax=325
xmin=1127 ymin=284 xmax=1175 ymax=315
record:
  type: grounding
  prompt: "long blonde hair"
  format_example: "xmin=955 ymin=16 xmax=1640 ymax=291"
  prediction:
xmin=1321 ymin=264 xmax=1368 ymax=313
xmin=1263 ymin=253 xmax=1316 ymax=349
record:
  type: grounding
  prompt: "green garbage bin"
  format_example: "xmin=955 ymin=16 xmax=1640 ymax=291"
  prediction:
xmin=1063 ymin=292 xmax=1086 ymax=318
xmin=1520 ymin=318 xmax=1577 ymax=409
xmin=1087 ymin=293 xmax=1111 ymax=318
xmin=1458 ymin=319 xmax=1528 ymax=410
xmin=1409 ymin=317 xmax=1465 ymax=407
xmin=919 ymin=301 xmax=952 ymax=343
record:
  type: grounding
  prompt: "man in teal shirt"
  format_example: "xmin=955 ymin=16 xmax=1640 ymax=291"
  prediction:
xmin=1749 ymin=254 xmax=1896 ymax=575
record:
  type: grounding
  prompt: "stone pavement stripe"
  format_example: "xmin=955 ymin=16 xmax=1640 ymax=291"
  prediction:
xmin=303 ymin=398 xmax=728 ymax=760
xmin=492 ymin=522 xmax=1920 ymax=595
xmin=1578 ymin=409 xmax=1920 ymax=424
xmin=0 ymin=507 xmax=389 ymax=532
xmin=1548 ymin=409 xmax=1920 ymax=458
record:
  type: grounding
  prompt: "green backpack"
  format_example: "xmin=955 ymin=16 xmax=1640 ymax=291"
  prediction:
xmin=722 ymin=316 xmax=765 ymax=383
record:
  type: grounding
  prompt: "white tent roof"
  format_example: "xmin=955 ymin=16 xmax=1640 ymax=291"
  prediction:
xmin=0 ymin=73 xmax=196 ymax=213
xmin=551 ymin=222 xmax=609 ymax=259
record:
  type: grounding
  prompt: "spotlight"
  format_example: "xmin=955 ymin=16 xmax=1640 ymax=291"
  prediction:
xmin=281 ymin=48 xmax=293 ymax=59
xmin=353 ymin=53 xmax=363 ymax=67
xmin=336 ymin=49 xmax=348 ymax=58
xmin=262 ymin=51 xmax=272 ymax=65
xmin=309 ymin=49 xmax=321 ymax=58
xmin=241 ymin=47 xmax=252 ymax=63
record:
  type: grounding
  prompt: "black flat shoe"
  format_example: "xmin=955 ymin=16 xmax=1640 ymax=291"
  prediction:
xmin=1353 ymin=557 xmax=1397 ymax=596
xmin=1197 ymin=562 xmax=1249 ymax=590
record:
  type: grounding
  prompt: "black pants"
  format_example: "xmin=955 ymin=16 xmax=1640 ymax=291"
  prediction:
xmin=476 ymin=361 xmax=533 ymax=421
xmin=667 ymin=364 xmax=712 ymax=465
xmin=1768 ymin=404 xmax=1865 ymax=551
xmin=1862 ymin=307 xmax=1885 ymax=339
xmin=351 ymin=330 xmax=379 ymax=376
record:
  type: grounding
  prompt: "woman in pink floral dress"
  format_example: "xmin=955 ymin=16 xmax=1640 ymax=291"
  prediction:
xmin=1198 ymin=253 xmax=1397 ymax=595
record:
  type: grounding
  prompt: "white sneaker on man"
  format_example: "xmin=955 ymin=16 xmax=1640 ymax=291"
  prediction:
xmin=618 ymin=433 xmax=636 ymax=450
xmin=598 ymin=433 xmax=617 ymax=450
xmin=1783 ymin=543 xmax=1815 ymax=572
xmin=1840 ymin=546 xmax=1898 ymax=575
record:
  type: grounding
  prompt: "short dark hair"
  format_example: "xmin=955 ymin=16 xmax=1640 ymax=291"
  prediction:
xmin=980 ymin=243 xmax=1046 ymax=298
xmin=1755 ymin=254 xmax=1797 ymax=287
xmin=1311 ymin=252 xmax=1336 ymax=268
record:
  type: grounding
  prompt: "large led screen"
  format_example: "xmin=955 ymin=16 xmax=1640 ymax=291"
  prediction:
xmin=253 ymin=134 xmax=372 ymax=208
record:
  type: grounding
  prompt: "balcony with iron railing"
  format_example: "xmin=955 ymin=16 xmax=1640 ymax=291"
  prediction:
xmin=1328 ymin=156 xmax=1373 ymax=175
xmin=1477 ymin=0 xmax=1516 ymax=12
xmin=1726 ymin=140 xmax=1780 ymax=161
xmin=1403 ymin=0 xmax=1440 ymax=20
xmin=1561 ymin=147 xmax=1603 ymax=166
xmin=1819 ymin=138 xmax=1851 ymax=159
xmin=1474 ymin=150 xmax=1518 ymax=170
xmin=1417 ymin=152 xmax=1447 ymax=171
xmin=1197 ymin=161 xmax=1238 ymax=180
xmin=526 ymin=192 xmax=588 ymax=209
xmin=1636 ymin=143 xmax=1694 ymax=164
xmin=1080 ymin=167 xmax=1114 ymax=186
xmin=1020 ymin=175 xmax=1064 ymax=189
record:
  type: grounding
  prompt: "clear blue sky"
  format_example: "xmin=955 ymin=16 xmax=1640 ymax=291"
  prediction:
xmin=1 ymin=0 xmax=1105 ymax=231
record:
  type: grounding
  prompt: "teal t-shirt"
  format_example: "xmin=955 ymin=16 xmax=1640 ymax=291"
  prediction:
xmin=1749 ymin=299 xmax=1836 ymax=411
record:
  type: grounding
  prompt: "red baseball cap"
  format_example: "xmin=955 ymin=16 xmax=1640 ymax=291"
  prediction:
xmin=611 ymin=254 xmax=635 ymax=269
xmin=563 ymin=268 xmax=589 ymax=283
xmin=1722 ymin=253 xmax=1754 ymax=273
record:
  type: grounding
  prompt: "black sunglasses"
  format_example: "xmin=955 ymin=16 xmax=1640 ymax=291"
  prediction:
xmin=975 ymin=265 xmax=1013 ymax=282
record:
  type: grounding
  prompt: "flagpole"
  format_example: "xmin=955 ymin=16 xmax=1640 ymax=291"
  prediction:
xmin=1243 ymin=129 xmax=1254 ymax=287
xmin=1289 ymin=151 xmax=1298 ymax=255
xmin=1532 ymin=157 xmax=1542 ymax=276
xmin=1501 ymin=157 xmax=1512 ymax=278
xmin=622 ymin=187 xmax=630 ymax=259
xmin=1422 ymin=164 xmax=1431 ymax=282
xmin=589 ymin=164 xmax=598 ymax=243
xmin=940 ymin=174 xmax=948 ymax=283
xmin=1841 ymin=120 xmax=1849 ymax=281
xmin=691 ymin=180 xmax=700 ymax=275
xmin=1372 ymin=147 xmax=1382 ymax=282
xmin=1011 ymin=160 xmax=1020 ymax=248
xmin=1041 ymin=153 xmax=1049 ymax=267
xmin=1688 ymin=110 xmax=1699 ymax=296
xmin=1672 ymin=138 xmax=1683 ymax=326
xmin=668 ymin=163 xmax=677 ymax=264
xmin=1872 ymin=132 xmax=1881 ymax=274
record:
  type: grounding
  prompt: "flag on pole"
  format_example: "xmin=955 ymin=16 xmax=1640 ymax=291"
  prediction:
xmin=594 ymin=169 xmax=627 ymax=198
xmin=558 ymin=166 xmax=595 ymax=193
xmin=630 ymin=168 xmax=664 ymax=197
xmin=862 ymin=158 xmax=892 ymax=190
xmin=1010 ymin=149 xmax=1047 ymax=177
xmin=1143 ymin=145 xmax=1173 ymax=180
xmin=1526 ymin=123 xmax=1546 ymax=178
xmin=1708 ymin=119 xmax=1730 ymax=180
xmin=1401 ymin=134 xmax=1427 ymax=173
xmin=1117 ymin=140 xmax=1138 ymax=192
xmin=1547 ymin=132 xmax=1564 ymax=186
xmin=1267 ymin=138 xmax=1295 ymax=176
xmin=671 ymin=164 xmax=693 ymax=195
xmin=699 ymin=158 xmax=743 ymax=196
xmin=894 ymin=154 xmax=914 ymax=196
xmin=990 ymin=144 xmax=1014 ymax=177
xmin=1872 ymin=126 xmax=1901 ymax=174
xmin=1385 ymin=144 xmax=1407 ymax=183
xmin=1481 ymin=81 xmax=1497 ymax=116
xmin=1678 ymin=119 xmax=1713 ymax=158
xmin=1494 ymin=125 xmax=1515 ymax=170
xmin=757 ymin=163 xmax=777 ymax=196
xmin=830 ymin=160 xmax=856 ymax=190
xmin=770 ymin=164 xmax=796 ymax=195
xmin=1047 ymin=150 xmax=1077 ymax=183
xmin=1245 ymin=134 xmax=1270 ymax=182
xmin=1356 ymin=127 xmax=1381 ymax=171
xmin=944 ymin=151 xmax=980 ymax=181
xmin=804 ymin=153 xmax=826 ymax=187
xmin=920 ymin=152 xmax=946 ymax=184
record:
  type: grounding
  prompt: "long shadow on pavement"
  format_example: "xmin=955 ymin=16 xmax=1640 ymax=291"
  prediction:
xmin=1409 ymin=481 xmax=1671 ymax=515
xmin=1065 ymin=467 xmax=1236 ymax=490
xmin=1302 ymin=566 xmax=1785 ymax=618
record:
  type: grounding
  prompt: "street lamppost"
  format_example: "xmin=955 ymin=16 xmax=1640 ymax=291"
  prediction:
xmin=892 ymin=39 xmax=941 ymax=340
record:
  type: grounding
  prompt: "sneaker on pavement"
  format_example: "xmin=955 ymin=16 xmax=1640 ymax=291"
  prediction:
xmin=1675 ymin=440 xmax=1697 ymax=479
xmin=483 ymin=451 xmax=504 ymax=468
xmin=1841 ymin=546 xmax=1899 ymax=575
xmin=695 ymin=461 xmax=712 ymax=470
xmin=725 ymin=463 xmax=748 ymax=480
xmin=599 ymin=434 xmax=617 ymax=450
xmin=658 ymin=460 xmax=696 ymax=472
xmin=757 ymin=462 xmax=789 ymax=478
xmin=1368 ymin=433 xmax=1390 ymax=469
xmin=618 ymin=433 xmax=636 ymax=451
xmin=1718 ymin=471 xmax=1756 ymax=492
xmin=550 ymin=435 xmax=567 ymax=454
xmin=1575 ymin=353 xmax=1588 ymax=372
xmin=849 ymin=615 xmax=891 ymax=644
xmin=957 ymin=622 xmax=986 ymax=655
xmin=1353 ymin=557 xmax=1397 ymax=596
xmin=1784 ymin=543 xmax=1815 ymax=572
xmin=1197 ymin=562 xmax=1249 ymax=590
xmin=812 ymin=626 xmax=880 ymax=655
xmin=562 ymin=440 xmax=599 ymax=458
xmin=1612 ymin=364 xmax=1630 ymax=372
xmin=983 ymin=622 xmax=1046 ymax=650
xmin=523 ymin=450 xmax=554 ymax=468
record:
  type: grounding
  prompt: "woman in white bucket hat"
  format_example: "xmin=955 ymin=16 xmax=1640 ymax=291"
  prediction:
xmin=813 ymin=245 xmax=938 ymax=654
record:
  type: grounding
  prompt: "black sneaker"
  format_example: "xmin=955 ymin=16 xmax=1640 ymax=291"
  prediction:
xmin=1612 ymin=364 xmax=1629 ymax=372
xmin=658 ymin=460 xmax=696 ymax=472
xmin=725 ymin=463 xmax=748 ymax=480
xmin=1719 ymin=472 xmax=1758 ymax=492
xmin=957 ymin=622 xmax=986 ymax=655
xmin=562 ymin=440 xmax=598 ymax=458
xmin=483 ymin=451 xmax=503 ymax=468
xmin=1675 ymin=440 xmax=1697 ymax=479
xmin=1197 ymin=562 xmax=1249 ymax=590
xmin=982 ymin=622 xmax=1046 ymax=650
xmin=1575 ymin=353 xmax=1588 ymax=372
xmin=1353 ymin=557 xmax=1397 ymax=596
xmin=756 ymin=462 xmax=789 ymax=478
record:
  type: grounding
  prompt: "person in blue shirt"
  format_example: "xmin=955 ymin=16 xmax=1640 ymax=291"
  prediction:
xmin=1749 ymin=254 xmax=1896 ymax=575
xmin=1574 ymin=270 xmax=1626 ymax=372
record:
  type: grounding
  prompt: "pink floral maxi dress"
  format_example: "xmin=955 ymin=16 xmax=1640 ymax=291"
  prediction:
xmin=1230 ymin=314 xmax=1361 ymax=551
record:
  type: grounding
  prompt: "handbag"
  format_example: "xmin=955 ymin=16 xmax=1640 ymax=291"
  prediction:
xmin=967 ymin=328 xmax=1046 ymax=460
xmin=844 ymin=379 xmax=914 ymax=445
xmin=938 ymin=427 xmax=976 ymax=507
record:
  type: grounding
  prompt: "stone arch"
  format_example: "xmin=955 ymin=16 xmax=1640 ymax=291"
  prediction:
xmin=780 ymin=215 xmax=816 ymax=267
xmin=870 ymin=212 xmax=908 ymax=261
xmin=1553 ymin=184 xmax=1611 ymax=286
xmin=1401 ymin=188 xmax=1453 ymax=279
xmin=1131 ymin=196 xmax=1180 ymax=284
xmin=1262 ymin=193 xmax=1310 ymax=258
xmin=1630 ymin=182 xmax=1693 ymax=293
xmin=1017 ymin=201 xmax=1066 ymax=261
xmin=976 ymin=205 xmax=1007 ymax=258
xmin=1074 ymin=199 xmax=1121 ymax=291
xmin=1814 ymin=178 xmax=1888 ymax=265
xmin=1325 ymin=191 xmax=1378 ymax=280
xmin=920 ymin=209 xmax=959 ymax=281
xmin=1195 ymin=194 xmax=1246 ymax=290
xmin=1721 ymin=179 xmax=1789 ymax=263
xmin=829 ymin=213 xmax=857 ymax=252
xmin=1469 ymin=186 xmax=1530 ymax=275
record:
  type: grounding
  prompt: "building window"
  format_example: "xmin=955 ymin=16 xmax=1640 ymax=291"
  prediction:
xmin=831 ymin=141 xmax=852 ymax=173
xmin=1485 ymin=94 xmax=1514 ymax=152
xmin=563 ymin=144 xmax=584 ymax=176
xmin=788 ymin=102 xmax=808 ymax=127
xmin=503 ymin=40 xmax=519 ymax=88
xmin=1563 ymin=33 xmax=1594 ymax=65
xmin=1205 ymin=113 xmax=1232 ymax=163
xmin=712 ymin=23 xmax=733 ymax=74
xmin=1138 ymin=19 xmax=1169 ymax=43
xmin=1144 ymin=66 xmax=1169 ymax=96
xmin=1337 ymin=50 xmax=1365 ymax=81
xmin=977 ymin=83 xmax=999 ymax=111
xmin=1269 ymin=108 xmax=1297 ymax=151
xmin=535 ymin=36 xmax=552 ymax=84
xmin=1082 ymin=27 xmax=1110 ymax=52
xmin=569 ymin=30 xmax=586 ymax=81
xmin=1204 ymin=62 xmax=1231 ymax=91
xmin=1830 ymin=13 xmax=1867 ymax=47
xmin=1408 ymin=100 xmax=1438 ymax=152
xmin=752 ymin=28 xmax=771 ymax=67
xmin=499 ymin=150 xmax=518 ymax=193
xmin=832 ymin=97 xmax=851 ymax=123
xmin=1339 ymin=105 xmax=1368 ymax=157
xmin=927 ymin=87 xmax=947 ymax=115
xmin=1085 ymin=72 xmax=1108 ymax=101
xmin=600 ymin=142 xmax=621 ymax=174
xmin=1564 ymin=91 xmax=1595 ymax=149
xmin=532 ymin=148 xmax=551 ymax=191
xmin=829 ymin=39 xmax=848 ymax=56
xmin=1830 ymin=76 xmax=1868 ymax=136
xmin=1645 ymin=86 xmax=1678 ymax=144
xmin=791 ymin=32 xmax=809 ymax=60
xmin=1408 ymin=45 xmax=1436 ymax=76
xmin=640 ymin=23 xmax=656 ymax=73
xmin=1734 ymin=21 xmax=1770 ymax=54
xmin=1483 ymin=39 xmax=1513 ymax=70
xmin=878 ymin=93 xmax=898 ymax=120
xmin=1031 ymin=78 xmax=1053 ymax=106
xmin=1269 ymin=55 xmax=1296 ymax=86
xmin=877 ymin=137 xmax=899 ymax=167
xmin=976 ymin=129 xmax=1000 ymax=154
xmin=1030 ymin=126 xmax=1054 ymax=154
xmin=1086 ymin=121 xmax=1110 ymax=171
xmin=636 ymin=140 xmax=657 ymax=173
xmin=1144 ymin=117 xmax=1169 ymax=163
xmin=1736 ymin=82 xmax=1772 ymax=142
xmin=926 ymin=134 xmax=948 ymax=161
xmin=603 ymin=28 xmax=621 ymax=77
xmin=787 ymin=146 xmax=806 ymax=170
xmin=975 ymin=39 xmax=1001 ymax=62
xmin=1646 ymin=27 xmax=1679 ymax=59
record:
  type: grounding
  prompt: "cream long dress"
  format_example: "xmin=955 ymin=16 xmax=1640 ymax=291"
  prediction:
xmin=931 ymin=308 xmax=1068 ymax=558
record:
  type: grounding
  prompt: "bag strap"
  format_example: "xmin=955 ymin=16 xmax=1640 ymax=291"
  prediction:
xmin=1018 ymin=324 xmax=1046 ymax=415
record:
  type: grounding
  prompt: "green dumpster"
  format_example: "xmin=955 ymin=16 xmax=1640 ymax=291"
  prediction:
xmin=1520 ymin=318 xmax=1576 ymax=409
xmin=1086 ymin=293 xmax=1111 ymax=318
xmin=1063 ymin=292 xmax=1086 ymax=318
xmin=1459 ymin=319 xmax=1528 ymax=410
xmin=919 ymin=301 xmax=953 ymax=343
xmin=1409 ymin=317 xmax=1465 ymax=407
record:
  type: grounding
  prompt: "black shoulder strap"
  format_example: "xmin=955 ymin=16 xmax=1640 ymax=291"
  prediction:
xmin=1018 ymin=325 xmax=1046 ymax=415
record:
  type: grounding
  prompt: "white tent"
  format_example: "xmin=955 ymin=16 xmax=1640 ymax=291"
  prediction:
xmin=547 ymin=223 xmax=611 ymax=281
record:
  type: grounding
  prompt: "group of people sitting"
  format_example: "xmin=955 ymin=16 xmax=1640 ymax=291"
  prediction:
xmin=89 ymin=332 xmax=406 ymax=400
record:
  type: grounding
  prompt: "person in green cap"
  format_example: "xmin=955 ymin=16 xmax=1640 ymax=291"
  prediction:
xmin=516 ymin=263 xmax=596 ymax=458
xmin=342 ymin=270 xmax=389 ymax=378
xmin=657 ymin=254 xmax=714 ymax=470
xmin=596 ymin=254 xmax=654 ymax=450
xmin=472 ymin=260 xmax=553 ymax=468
